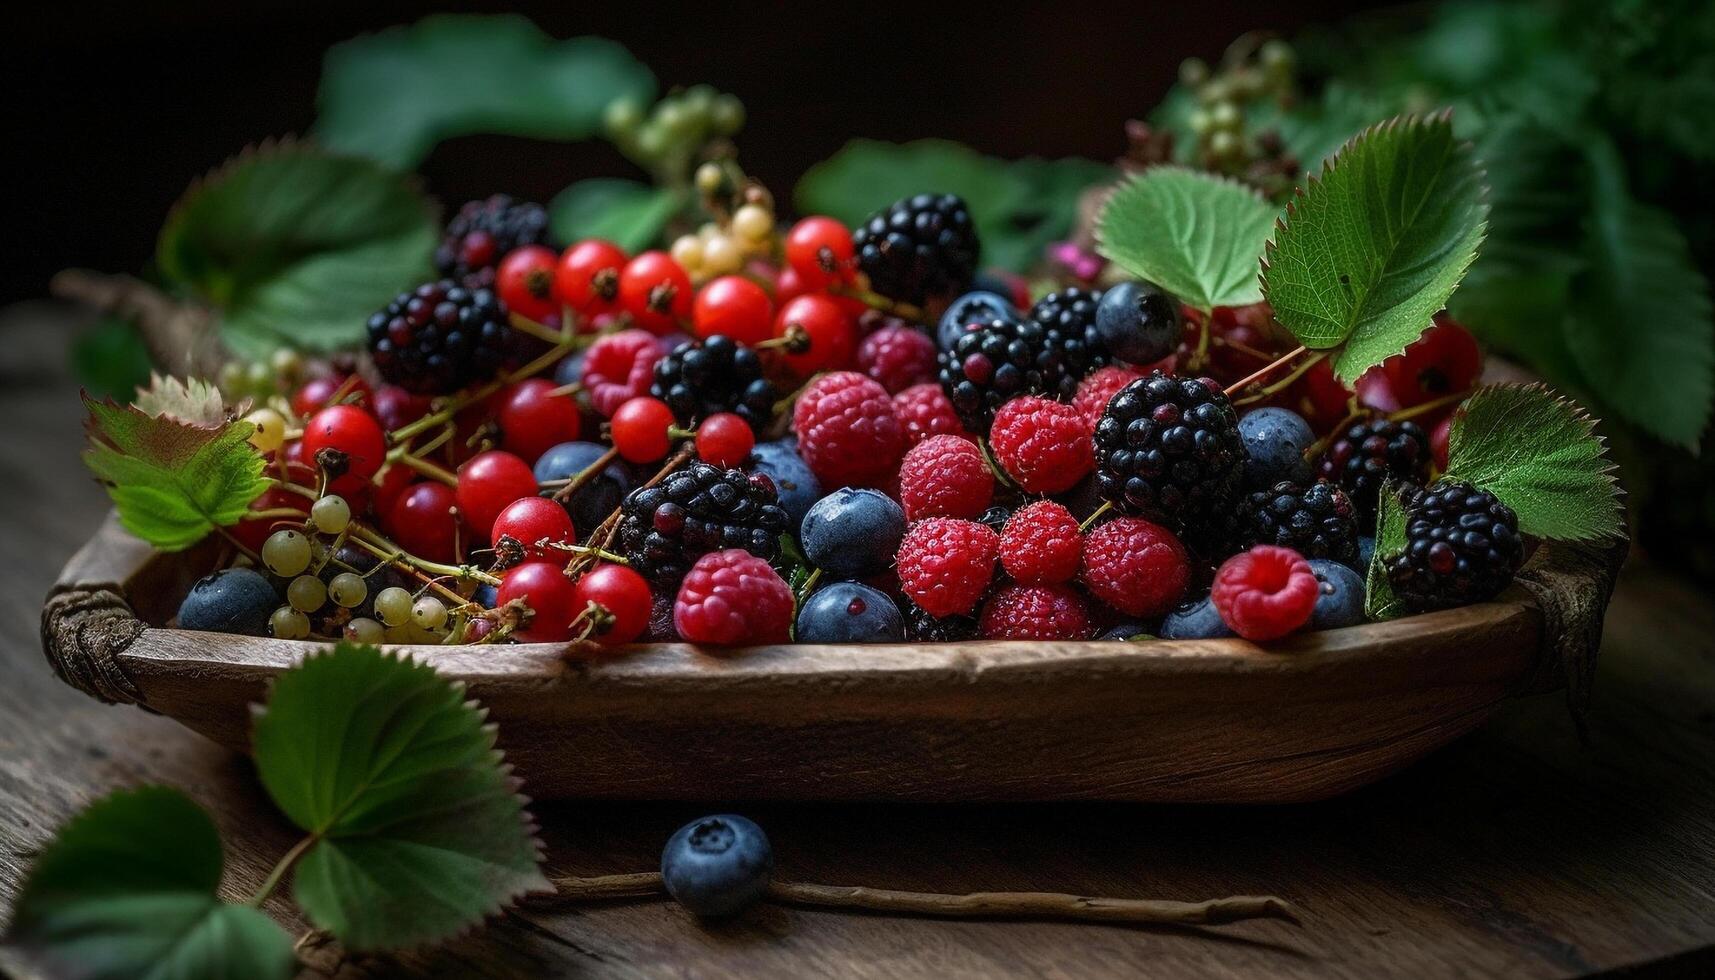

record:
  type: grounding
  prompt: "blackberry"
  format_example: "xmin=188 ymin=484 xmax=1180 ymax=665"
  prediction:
xmin=616 ymin=462 xmax=789 ymax=585
xmin=903 ymin=599 xmax=979 ymax=643
xmin=1385 ymin=479 xmax=1523 ymax=612
xmin=1092 ymin=372 xmax=1245 ymax=526
xmin=1319 ymin=418 xmax=1430 ymax=522
xmin=938 ymin=315 xmax=1100 ymax=432
xmin=1027 ymin=287 xmax=1107 ymax=372
xmin=435 ymin=194 xmax=552 ymax=286
xmin=650 ymin=335 xmax=778 ymax=432
xmin=1230 ymin=480 xmax=1361 ymax=567
xmin=976 ymin=505 xmax=1012 ymax=534
xmin=854 ymin=193 xmax=980 ymax=305
xmin=365 ymin=280 xmax=511 ymax=395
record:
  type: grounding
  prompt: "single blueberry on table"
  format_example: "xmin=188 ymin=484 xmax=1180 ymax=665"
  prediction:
xmin=661 ymin=814 xmax=773 ymax=918
xmin=800 ymin=488 xmax=906 ymax=579
xmin=1160 ymin=595 xmax=1234 ymax=640
xmin=796 ymin=582 xmax=904 ymax=643
xmin=937 ymin=290 xmax=1019 ymax=352
xmin=1307 ymin=558 xmax=1366 ymax=630
xmin=534 ymin=440 xmax=634 ymax=534
xmin=1094 ymin=280 xmax=1181 ymax=366
xmin=748 ymin=438 xmax=822 ymax=529
xmin=1237 ymin=407 xmax=1316 ymax=490
xmin=177 ymin=567 xmax=279 ymax=636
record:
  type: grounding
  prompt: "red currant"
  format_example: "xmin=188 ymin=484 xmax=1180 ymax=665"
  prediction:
xmin=692 ymin=275 xmax=774 ymax=346
xmin=571 ymin=563 xmax=652 ymax=645
xmin=491 ymin=496 xmax=576 ymax=560
xmin=371 ymin=385 xmax=431 ymax=431
xmin=497 ymin=561 xmax=580 ymax=642
xmin=496 ymin=244 xmax=560 ymax=323
xmin=694 ymin=412 xmax=755 ymax=468
xmin=291 ymin=374 xmax=370 ymax=418
xmin=302 ymin=404 xmax=386 ymax=481
xmin=456 ymin=450 xmax=539 ymax=544
xmin=775 ymin=293 xmax=857 ymax=376
xmin=233 ymin=487 xmax=308 ymax=551
xmin=783 ymin=216 xmax=855 ymax=289
xmin=618 ymin=251 xmax=692 ymax=334
xmin=610 ymin=396 xmax=676 ymax=463
xmin=385 ymin=481 xmax=461 ymax=563
xmin=1382 ymin=315 xmax=1482 ymax=409
xmin=1431 ymin=414 xmax=1452 ymax=472
xmin=495 ymin=379 xmax=580 ymax=463
xmin=371 ymin=463 xmax=414 ymax=519
xmin=554 ymin=239 xmax=627 ymax=317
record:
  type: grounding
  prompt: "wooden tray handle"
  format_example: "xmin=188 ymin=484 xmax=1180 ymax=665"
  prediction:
xmin=1511 ymin=533 xmax=1631 ymax=731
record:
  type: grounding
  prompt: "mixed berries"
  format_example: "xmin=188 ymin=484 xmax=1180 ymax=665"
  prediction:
xmin=183 ymin=180 xmax=1519 ymax=653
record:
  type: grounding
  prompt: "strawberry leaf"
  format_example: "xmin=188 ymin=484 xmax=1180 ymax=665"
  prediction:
xmin=1364 ymin=485 xmax=1410 ymax=622
xmin=5 ymin=787 xmax=295 ymax=980
xmin=1263 ymin=112 xmax=1489 ymax=382
xmin=1095 ymin=167 xmax=1279 ymax=313
xmin=81 ymin=394 xmax=270 ymax=551
xmin=1443 ymin=384 xmax=1625 ymax=543
xmin=251 ymin=644 xmax=546 ymax=951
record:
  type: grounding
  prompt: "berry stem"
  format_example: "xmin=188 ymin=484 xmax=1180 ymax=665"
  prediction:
xmin=1078 ymin=500 xmax=1114 ymax=532
xmin=544 ymin=446 xmax=623 ymax=504
xmin=348 ymin=525 xmax=502 ymax=588
xmin=1223 ymin=345 xmax=1308 ymax=398
xmin=1387 ymin=388 xmax=1472 ymax=424
xmin=507 ymin=311 xmax=571 ymax=346
xmin=388 ymin=334 xmax=580 ymax=444
xmin=1231 ymin=351 xmax=1327 ymax=407
xmin=394 ymin=452 xmax=460 ymax=487
xmin=829 ymin=283 xmax=930 ymax=326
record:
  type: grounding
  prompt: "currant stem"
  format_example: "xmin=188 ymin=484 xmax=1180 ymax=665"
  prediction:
xmin=349 ymin=525 xmax=502 ymax=587
xmin=1232 ymin=351 xmax=1327 ymax=407
xmin=387 ymin=334 xmax=580 ymax=444
xmin=829 ymin=283 xmax=930 ymax=326
xmin=545 ymin=445 xmax=623 ymax=504
xmin=1387 ymin=388 xmax=1472 ymax=424
xmin=395 ymin=452 xmax=459 ymax=487
xmin=508 ymin=311 xmax=571 ymax=346
xmin=1078 ymin=500 xmax=1115 ymax=532
xmin=1224 ymin=345 xmax=1308 ymax=398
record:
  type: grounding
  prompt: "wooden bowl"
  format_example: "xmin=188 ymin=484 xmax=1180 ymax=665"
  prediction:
xmin=41 ymin=512 xmax=1625 ymax=803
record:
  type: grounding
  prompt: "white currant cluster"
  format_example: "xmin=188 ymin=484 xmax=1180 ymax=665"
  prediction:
xmin=670 ymin=165 xmax=777 ymax=283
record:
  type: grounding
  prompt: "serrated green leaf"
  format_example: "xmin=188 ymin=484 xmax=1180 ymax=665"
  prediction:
xmin=1563 ymin=141 xmax=1714 ymax=447
xmin=133 ymin=374 xmax=236 ymax=427
xmin=252 ymin=644 xmax=546 ymax=950
xmin=1095 ymin=167 xmax=1278 ymax=312
xmin=1263 ymin=112 xmax=1489 ymax=382
xmin=81 ymin=395 xmax=269 ymax=551
xmin=156 ymin=142 xmax=437 ymax=356
xmin=795 ymin=139 xmax=1108 ymax=272
xmin=548 ymin=179 xmax=683 ymax=254
xmin=1364 ymin=485 xmax=1410 ymax=621
xmin=6 ymin=787 xmax=294 ymax=980
xmin=1443 ymin=384 xmax=1625 ymax=542
xmin=316 ymin=16 xmax=656 ymax=169
xmin=70 ymin=317 xmax=154 ymax=401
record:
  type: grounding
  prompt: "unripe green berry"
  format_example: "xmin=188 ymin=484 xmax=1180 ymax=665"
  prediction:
xmin=287 ymin=575 xmax=327 ymax=613
xmin=310 ymin=494 xmax=351 ymax=534
xmin=604 ymin=98 xmax=642 ymax=137
xmin=345 ymin=617 xmax=385 ymax=644
xmin=270 ymin=606 xmax=310 ymax=640
xmin=710 ymin=94 xmax=744 ymax=135
xmin=328 ymin=572 xmax=368 ymax=609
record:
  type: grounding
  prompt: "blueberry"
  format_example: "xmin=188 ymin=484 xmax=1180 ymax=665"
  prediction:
xmin=472 ymin=583 xmax=499 ymax=609
xmin=748 ymin=438 xmax=822 ymax=529
xmin=177 ymin=568 xmax=278 ymax=636
xmin=937 ymin=290 xmax=1020 ymax=352
xmin=534 ymin=441 xmax=634 ymax=533
xmin=1098 ymin=620 xmax=1153 ymax=641
xmin=1356 ymin=535 xmax=1377 ymax=571
xmin=796 ymin=582 xmax=904 ymax=643
xmin=1237 ymin=407 xmax=1316 ymax=489
xmin=800 ymin=488 xmax=905 ymax=578
xmin=1307 ymin=559 xmax=1366 ymax=630
xmin=1094 ymin=280 xmax=1182 ymax=365
xmin=1159 ymin=596 xmax=1233 ymax=639
xmin=661 ymin=814 xmax=773 ymax=918
xmin=552 ymin=349 xmax=586 ymax=388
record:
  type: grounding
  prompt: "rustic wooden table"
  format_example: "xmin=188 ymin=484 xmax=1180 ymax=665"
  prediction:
xmin=3 ymin=305 xmax=1712 ymax=979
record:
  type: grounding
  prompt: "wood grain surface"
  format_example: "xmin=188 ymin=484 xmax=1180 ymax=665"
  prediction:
xmin=3 ymin=304 xmax=1713 ymax=978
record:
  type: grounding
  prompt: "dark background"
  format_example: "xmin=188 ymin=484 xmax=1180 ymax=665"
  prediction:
xmin=1 ymin=0 xmax=1379 ymax=306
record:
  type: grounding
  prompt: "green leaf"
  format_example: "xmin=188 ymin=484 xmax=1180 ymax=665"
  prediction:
xmin=1364 ymin=485 xmax=1410 ymax=621
xmin=6 ymin=787 xmax=294 ymax=980
xmin=1443 ymin=384 xmax=1625 ymax=542
xmin=252 ymin=644 xmax=546 ymax=950
xmin=316 ymin=16 xmax=656 ymax=169
xmin=81 ymin=395 xmax=269 ymax=551
xmin=1262 ymin=112 xmax=1489 ymax=382
xmin=1095 ymin=167 xmax=1278 ymax=312
xmin=795 ymin=139 xmax=1109 ymax=272
xmin=70 ymin=318 xmax=154 ymax=401
xmin=156 ymin=142 xmax=437 ymax=357
xmin=548 ymin=179 xmax=682 ymax=254
xmin=1563 ymin=141 xmax=1714 ymax=447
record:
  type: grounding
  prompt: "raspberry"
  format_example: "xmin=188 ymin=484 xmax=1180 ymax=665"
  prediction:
xmin=853 ymin=193 xmax=980 ymax=305
xmin=365 ymin=280 xmax=512 ymax=395
xmin=998 ymin=501 xmax=1082 ymax=584
xmin=858 ymin=324 xmax=939 ymax=393
xmin=988 ymin=396 xmax=1093 ymax=494
xmin=896 ymin=518 xmax=998 ymax=617
xmin=792 ymin=372 xmax=906 ymax=488
xmin=581 ymin=329 xmax=661 ymax=417
xmin=1211 ymin=545 xmax=1319 ymax=641
xmin=898 ymin=434 xmax=994 ymax=521
xmin=652 ymin=335 xmax=777 ymax=431
xmin=673 ymin=549 xmax=794 ymax=645
xmin=979 ymin=582 xmax=1091 ymax=641
xmin=617 ymin=462 xmax=789 ymax=585
xmin=1073 ymin=365 xmax=1146 ymax=430
xmin=893 ymin=383 xmax=967 ymax=446
xmin=1384 ymin=478 xmax=1523 ymax=612
xmin=435 ymin=195 xmax=552 ymax=286
xmin=1079 ymin=516 xmax=1189 ymax=617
